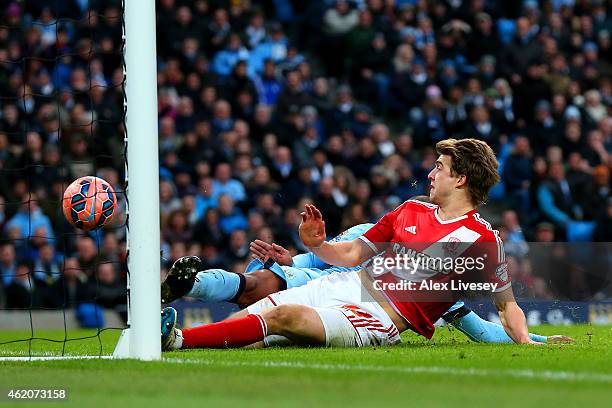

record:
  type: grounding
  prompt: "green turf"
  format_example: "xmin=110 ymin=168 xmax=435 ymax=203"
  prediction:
xmin=0 ymin=325 xmax=611 ymax=408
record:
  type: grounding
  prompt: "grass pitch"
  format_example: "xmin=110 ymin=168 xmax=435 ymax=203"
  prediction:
xmin=0 ymin=324 xmax=611 ymax=408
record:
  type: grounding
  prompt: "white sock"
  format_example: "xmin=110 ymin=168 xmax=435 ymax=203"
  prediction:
xmin=172 ymin=329 xmax=184 ymax=350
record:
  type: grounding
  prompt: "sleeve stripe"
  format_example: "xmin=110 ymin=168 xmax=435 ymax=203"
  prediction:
xmin=493 ymin=282 xmax=512 ymax=292
xmin=473 ymin=213 xmax=505 ymax=263
xmin=358 ymin=235 xmax=379 ymax=254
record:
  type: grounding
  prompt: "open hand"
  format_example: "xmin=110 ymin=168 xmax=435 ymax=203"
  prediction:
xmin=250 ymin=240 xmax=293 ymax=266
xmin=269 ymin=243 xmax=293 ymax=266
xmin=250 ymin=239 xmax=272 ymax=262
xmin=299 ymin=204 xmax=326 ymax=248
xmin=547 ymin=335 xmax=574 ymax=344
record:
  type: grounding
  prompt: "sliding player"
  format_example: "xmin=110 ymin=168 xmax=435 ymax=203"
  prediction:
xmin=161 ymin=139 xmax=571 ymax=350
xmin=162 ymin=224 xmax=551 ymax=344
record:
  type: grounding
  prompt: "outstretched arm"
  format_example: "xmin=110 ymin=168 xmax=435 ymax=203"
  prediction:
xmin=443 ymin=304 xmax=572 ymax=344
xmin=299 ymin=204 xmax=374 ymax=267
xmin=493 ymin=288 xmax=542 ymax=344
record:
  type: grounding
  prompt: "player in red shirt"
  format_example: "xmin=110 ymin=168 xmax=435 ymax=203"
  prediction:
xmin=161 ymin=138 xmax=550 ymax=350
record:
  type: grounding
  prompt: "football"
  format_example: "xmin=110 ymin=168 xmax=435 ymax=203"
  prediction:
xmin=62 ymin=176 xmax=117 ymax=231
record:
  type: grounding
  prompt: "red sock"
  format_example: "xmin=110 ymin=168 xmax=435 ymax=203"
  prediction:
xmin=181 ymin=314 xmax=267 ymax=349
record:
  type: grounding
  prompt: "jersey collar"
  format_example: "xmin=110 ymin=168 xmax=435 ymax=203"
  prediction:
xmin=434 ymin=208 xmax=477 ymax=224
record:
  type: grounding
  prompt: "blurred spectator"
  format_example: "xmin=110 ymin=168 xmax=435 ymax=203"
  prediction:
xmin=321 ymin=0 xmax=359 ymax=76
xmin=217 ymin=194 xmax=248 ymax=235
xmin=32 ymin=243 xmax=62 ymax=287
xmin=310 ymin=149 xmax=334 ymax=183
xmin=4 ymin=198 xmax=55 ymax=241
xmin=283 ymin=164 xmax=317 ymax=206
xmin=5 ymin=261 xmax=35 ymax=308
xmin=224 ymin=60 xmax=257 ymax=102
xmin=211 ymin=99 xmax=234 ymax=136
xmin=269 ymin=145 xmax=295 ymax=184
xmin=276 ymin=70 xmax=311 ymax=119
xmin=249 ymin=22 xmax=288 ymax=75
xmin=253 ymin=193 xmax=283 ymax=231
xmin=193 ymin=208 xmax=223 ymax=248
xmin=223 ymin=229 xmax=249 ymax=267
xmin=0 ymin=243 xmax=17 ymax=287
xmin=255 ymin=60 xmax=283 ymax=105
xmin=212 ymin=162 xmax=246 ymax=203
xmin=45 ymin=257 xmax=90 ymax=308
xmin=100 ymin=233 xmax=121 ymax=265
xmin=211 ymin=33 xmax=249 ymax=77
xmin=501 ymin=17 xmax=542 ymax=80
xmin=501 ymin=210 xmax=529 ymax=258
xmin=331 ymin=167 xmax=354 ymax=209
xmin=583 ymin=129 xmax=610 ymax=167
xmin=314 ymin=177 xmax=342 ymax=236
xmin=245 ymin=10 xmax=266 ymax=49
xmin=582 ymin=165 xmax=611 ymax=220
xmin=163 ymin=209 xmax=193 ymax=244
xmin=349 ymin=138 xmax=382 ymax=179
xmin=502 ymin=135 xmax=533 ymax=214
xmin=76 ymin=236 xmax=98 ymax=277
xmin=526 ymin=100 xmax=561 ymax=156
xmin=160 ymin=180 xmax=182 ymax=224
xmin=593 ymin=198 xmax=612 ymax=242
xmin=537 ymin=162 xmax=584 ymax=233
xmin=467 ymin=13 xmax=500 ymax=63
xmin=463 ymin=105 xmax=501 ymax=153
xmin=94 ymin=262 xmax=126 ymax=310
xmin=350 ymin=32 xmax=391 ymax=113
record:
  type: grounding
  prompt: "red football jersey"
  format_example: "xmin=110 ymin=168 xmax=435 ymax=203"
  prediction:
xmin=359 ymin=200 xmax=510 ymax=339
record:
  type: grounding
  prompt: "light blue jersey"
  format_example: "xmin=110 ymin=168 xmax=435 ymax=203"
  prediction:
xmin=291 ymin=224 xmax=375 ymax=270
xmin=245 ymin=224 xmax=374 ymax=288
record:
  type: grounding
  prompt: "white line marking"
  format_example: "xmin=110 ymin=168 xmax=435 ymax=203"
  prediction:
xmin=163 ymin=358 xmax=612 ymax=383
xmin=0 ymin=355 xmax=113 ymax=361
xmin=3 ymin=355 xmax=610 ymax=384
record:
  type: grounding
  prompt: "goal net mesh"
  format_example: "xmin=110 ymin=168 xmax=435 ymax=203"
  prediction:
xmin=0 ymin=0 xmax=128 ymax=358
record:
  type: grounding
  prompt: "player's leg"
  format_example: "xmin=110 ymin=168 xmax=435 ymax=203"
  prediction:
xmin=162 ymin=277 xmax=325 ymax=350
xmin=163 ymin=297 xmax=299 ymax=349
xmin=234 ymin=270 xmax=285 ymax=307
xmin=161 ymin=304 xmax=326 ymax=350
xmin=161 ymin=255 xmax=245 ymax=304
xmin=442 ymin=302 xmax=550 ymax=343
xmin=161 ymin=256 xmax=204 ymax=304
xmin=161 ymin=256 xmax=284 ymax=307
xmin=161 ymin=270 xmax=402 ymax=351
xmin=182 ymin=268 xmax=283 ymax=307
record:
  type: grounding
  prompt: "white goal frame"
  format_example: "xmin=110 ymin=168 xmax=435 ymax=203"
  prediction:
xmin=112 ymin=0 xmax=161 ymax=360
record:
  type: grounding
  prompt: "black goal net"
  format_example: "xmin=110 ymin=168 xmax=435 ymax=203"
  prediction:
xmin=0 ymin=0 xmax=128 ymax=358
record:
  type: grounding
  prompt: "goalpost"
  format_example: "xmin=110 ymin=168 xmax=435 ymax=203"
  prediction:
xmin=112 ymin=0 xmax=161 ymax=360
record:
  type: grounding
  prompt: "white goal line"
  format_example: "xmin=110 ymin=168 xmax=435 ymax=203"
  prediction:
xmin=0 ymin=356 xmax=114 ymax=361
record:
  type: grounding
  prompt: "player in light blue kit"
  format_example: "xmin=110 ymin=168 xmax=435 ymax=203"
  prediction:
xmin=162 ymin=223 xmax=555 ymax=344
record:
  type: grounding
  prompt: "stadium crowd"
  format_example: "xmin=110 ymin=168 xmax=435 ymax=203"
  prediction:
xmin=0 ymin=0 xmax=611 ymax=314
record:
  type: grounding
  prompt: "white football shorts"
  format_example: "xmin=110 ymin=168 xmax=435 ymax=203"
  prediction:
xmin=246 ymin=270 xmax=402 ymax=347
